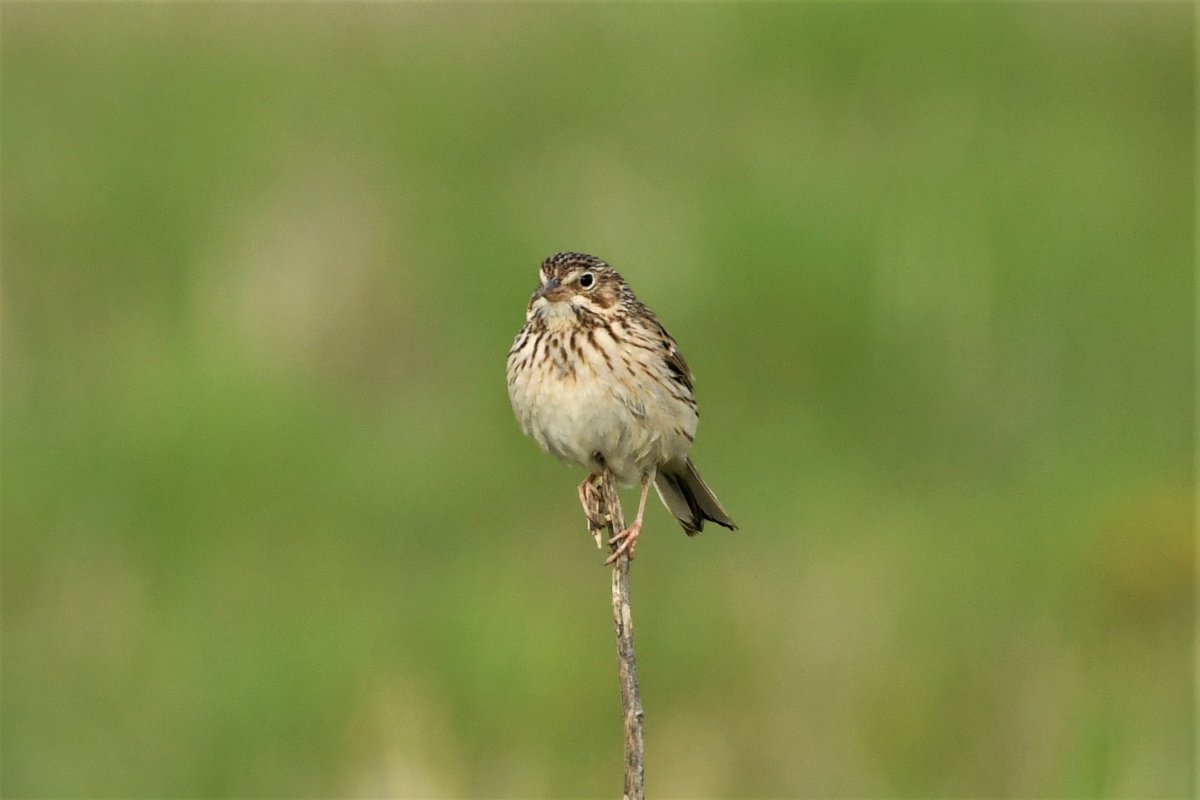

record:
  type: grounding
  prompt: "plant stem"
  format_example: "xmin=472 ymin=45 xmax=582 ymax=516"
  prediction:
xmin=588 ymin=472 xmax=645 ymax=800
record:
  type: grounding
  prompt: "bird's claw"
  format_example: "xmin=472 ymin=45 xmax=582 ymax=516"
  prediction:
xmin=604 ymin=521 xmax=642 ymax=565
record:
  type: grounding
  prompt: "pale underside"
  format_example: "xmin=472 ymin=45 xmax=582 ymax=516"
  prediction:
xmin=506 ymin=296 xmax=697 ymax=487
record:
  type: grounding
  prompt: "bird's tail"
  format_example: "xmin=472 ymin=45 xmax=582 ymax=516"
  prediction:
xmin=654 ymin=457 xmax=737 ymax=536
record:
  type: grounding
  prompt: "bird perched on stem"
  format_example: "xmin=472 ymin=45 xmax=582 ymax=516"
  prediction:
xmin=506 ymin=251 xmax=737 ymax=563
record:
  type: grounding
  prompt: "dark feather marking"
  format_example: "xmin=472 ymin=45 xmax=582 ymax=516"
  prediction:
xmin=665 ymin=354 xmax=693 ymax=392
xmin=666 ymin=471 xmax=703 ymax=534
xmin=668 ymin=387 xmax=693 ymax=405
xmin=595 ymin=325 xmax=615 ymax=369
xmin=509 ymin=331 xmax=529 ymax=356
xmin=553 ymin=339 xmax=574 ymax=379
xmin=623 ymin=339 xmax=660 ymax=354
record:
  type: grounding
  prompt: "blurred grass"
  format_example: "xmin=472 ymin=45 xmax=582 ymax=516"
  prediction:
xmin=1 ymin=3 xmax=1193 ymax=798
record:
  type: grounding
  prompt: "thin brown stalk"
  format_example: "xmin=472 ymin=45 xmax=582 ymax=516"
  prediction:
xmin=586 ymin=471 xmax=645 ymax=800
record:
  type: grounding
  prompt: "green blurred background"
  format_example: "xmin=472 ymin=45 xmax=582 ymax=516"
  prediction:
xmin=1 ymin=3 xmax=1193 ymax=797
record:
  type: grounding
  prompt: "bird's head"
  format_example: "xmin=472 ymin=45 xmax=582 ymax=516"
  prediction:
xmin=526 ymin=252 xmax=630 ymax=324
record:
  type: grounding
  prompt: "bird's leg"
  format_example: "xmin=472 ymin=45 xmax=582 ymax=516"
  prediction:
xmin=605 ymin=471 xmax=652 ymax=565
xmin=578 ymin=473 xmax=605 ymax=548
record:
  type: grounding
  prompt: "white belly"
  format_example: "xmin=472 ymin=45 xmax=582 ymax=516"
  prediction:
xmin=507 ymin=327 xmax=695 ymax=486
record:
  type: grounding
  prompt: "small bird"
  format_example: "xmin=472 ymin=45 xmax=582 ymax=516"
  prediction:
xmin=506 ymin=252 xmax=736 ymax=563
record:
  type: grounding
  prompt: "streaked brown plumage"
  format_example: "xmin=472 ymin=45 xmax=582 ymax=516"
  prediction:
xmin=506 ymin=251 xmax=736 ymax=562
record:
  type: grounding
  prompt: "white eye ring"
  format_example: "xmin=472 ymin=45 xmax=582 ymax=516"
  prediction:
xmin=579 ymin=272 xmax=595 ymax=289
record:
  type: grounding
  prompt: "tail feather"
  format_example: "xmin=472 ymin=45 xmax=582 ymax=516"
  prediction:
xmin=653 ymin=457 xmax=737 ymax=536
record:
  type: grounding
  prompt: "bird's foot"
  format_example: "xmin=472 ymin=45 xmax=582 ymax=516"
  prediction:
xmin=604 ymin=520 xmax=642 ymax=565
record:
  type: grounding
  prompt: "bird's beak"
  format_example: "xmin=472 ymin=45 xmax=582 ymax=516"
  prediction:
xmin=534 ymin=277 xmax=569 ymax=302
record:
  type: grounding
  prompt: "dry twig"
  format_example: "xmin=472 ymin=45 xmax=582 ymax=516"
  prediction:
xmin=585 ymin=471 xmax=645 ymax=800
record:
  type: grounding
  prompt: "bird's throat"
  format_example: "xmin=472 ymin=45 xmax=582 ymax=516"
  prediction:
xmin=536 ymin=301 xmax=578 ymax=333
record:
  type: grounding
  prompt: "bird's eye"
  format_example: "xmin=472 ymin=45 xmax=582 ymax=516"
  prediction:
xmin=579 ymin=272 xmax=595 ymax=289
